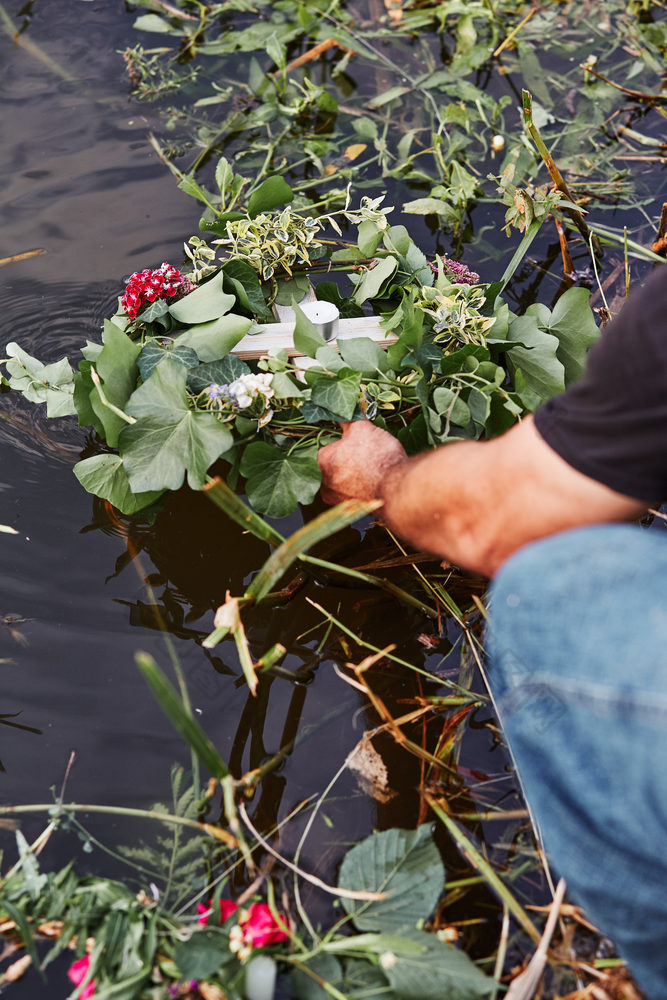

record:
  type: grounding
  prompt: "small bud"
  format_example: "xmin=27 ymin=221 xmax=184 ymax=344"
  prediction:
xmin=491 ymin=134 xmax=505 ymax=152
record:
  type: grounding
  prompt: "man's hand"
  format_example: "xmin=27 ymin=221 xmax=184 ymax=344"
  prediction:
xmin=317 ymin=420 xmax=407 ymax=505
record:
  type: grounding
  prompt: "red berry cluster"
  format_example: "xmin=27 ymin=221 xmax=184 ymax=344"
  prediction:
xmin=121 ymin=262 xmax=191 ymax=320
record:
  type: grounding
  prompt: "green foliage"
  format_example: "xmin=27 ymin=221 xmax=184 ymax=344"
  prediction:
xmin=1 ymin=198 xmax=602 ymax=518
xmin=3 ymin=343 xmax=76 ymax=417
xmin=338 ymin=825 xmax=445 ymax=932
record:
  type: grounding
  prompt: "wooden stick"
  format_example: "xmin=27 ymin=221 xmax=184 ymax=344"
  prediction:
xmin=553 ymin=217 xmax=574 ymax=285
xmin=0 ymin=249 xmax=46 ymax=267
xmin=280 ymin=38 xmax=353 ymax=76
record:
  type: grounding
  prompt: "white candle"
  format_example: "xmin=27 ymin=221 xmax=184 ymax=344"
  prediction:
xmin=299 ymin=300 xmax=340 ymax=341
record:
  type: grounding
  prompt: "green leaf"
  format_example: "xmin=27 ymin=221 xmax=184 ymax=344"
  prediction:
xmin=269 ymin=371 xmax=305 ymax=398
xmin=121 ymin=360 xmax=233 ymax=491
xmin=222 ymin=258 xmax=272 ymax=320
xmin=305 ymin=367 xmax=362 ymax=421
xmin=353 ymin=257 xmax=398 ymax=305
xmin=240 ymin=442 xmax=321 ymax=517
xmin=338 ymin=825 xmax=445 ymax=932
xmin=338 ymin=337 xmax=390 ymax=376
xmin=137 ymin=342 xmax=199 ymax=381
xmin=546 ymin=286 xmax=599 ymax=384
xmin=291 ymin=955 xmax=344 ymax=1000
xmin=133 ymin=12 xmax=183 ymax=34
xmin=175 ymin=313 xmax=252 ymax=362
xmin=275 ymin=274 xmax=311 ymax=306
xmin=73 ymin=362 xmax=104 ymax=433
xmin=136 ymin=652 xmax=230 ymax=779
xmin=3 ymin=343 xmax=76 ymax=417
xmin=380 ymin=930 xmax=494 ymax=1000
xmin=175 ymin=928 xmax=232 ymax=980
xmin=292 ymin=299 xmax=327 ymax=358
xmin=432 ymin=387 xmax=471 ymax=427
xmin=504 ymin=315 xmax=565 ymax=403
xmin=91 ymin=321 xmax=142 ymax=447
xmin=402 ymin=197 xmax=451 ymax=216
xmin=169 ymin=272 xmax=235 ymax=325
xmin=247 ymin=176 xmax=294 ymax=217
xmin=1 ymin=899 xmax=44 ymax=981
xmin=73 ymin=455 xmax=164 ymax=515
xmin=137 ymin=298 xmax=169 ymax=324
xmin=247 ymin=499 xmax=379 ymax=601
xmin=358 ymin=220 xmax=383 ymax=257
xmin=187 ymin=356 xmax=251 ymax=394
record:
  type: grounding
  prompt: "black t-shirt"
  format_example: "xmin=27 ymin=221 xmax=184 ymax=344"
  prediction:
xmin=534 ymin=267 xmax=667 ymax=503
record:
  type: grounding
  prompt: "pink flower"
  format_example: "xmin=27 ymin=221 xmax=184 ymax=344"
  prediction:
xmin=241 ymin=903 xmax=288 ymax=948
xmin=68 ymin=955 xmax=96 ymax=999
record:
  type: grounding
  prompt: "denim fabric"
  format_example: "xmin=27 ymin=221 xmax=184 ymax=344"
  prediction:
xmin=486 ymin=525 xmax=667 ymax=1000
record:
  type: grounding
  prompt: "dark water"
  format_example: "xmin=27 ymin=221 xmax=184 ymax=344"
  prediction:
xmin=3 ymin=0 xmax=648 ymax=995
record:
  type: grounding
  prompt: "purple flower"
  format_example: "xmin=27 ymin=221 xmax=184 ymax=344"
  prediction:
xmin=429 ymin=258 xmax=480 ymax=285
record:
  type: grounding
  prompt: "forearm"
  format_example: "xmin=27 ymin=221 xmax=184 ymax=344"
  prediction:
xmin=378 ymin=419 xmax=647 ymax=576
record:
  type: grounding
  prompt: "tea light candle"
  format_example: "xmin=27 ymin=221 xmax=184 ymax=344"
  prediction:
xmin=298 ymin=300 xmax=340 ymax=341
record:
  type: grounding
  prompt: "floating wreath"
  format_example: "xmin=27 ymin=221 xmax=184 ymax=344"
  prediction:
xmin=1 ymin=182 xmax=600 ymax=518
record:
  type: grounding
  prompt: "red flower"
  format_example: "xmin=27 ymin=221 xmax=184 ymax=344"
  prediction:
xmin=120 ymin=263 xmax=195 ymax=321
xmin=197 ymin=899 xmax=238 ymax=925
xmin=68 ymin=955 xmax=96 ymax=999
xmin=241 ymin=903 xmax=288 ymax=948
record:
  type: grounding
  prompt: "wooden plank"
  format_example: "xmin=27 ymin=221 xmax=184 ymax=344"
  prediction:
xmin=233 ymin=315 xmax=397 ymax=360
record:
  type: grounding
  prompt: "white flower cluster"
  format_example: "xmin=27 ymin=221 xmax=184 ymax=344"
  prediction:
xmin=228 ymin=372 xmax=274 ymax=409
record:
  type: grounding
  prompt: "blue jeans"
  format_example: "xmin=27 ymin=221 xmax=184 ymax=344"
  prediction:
xmin=486 ymin=525 xmax=667 ymax=1000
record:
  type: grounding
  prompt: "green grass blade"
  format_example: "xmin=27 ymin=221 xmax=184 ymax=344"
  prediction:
xmin=136 ymin=652 xmax=229 ymax=779
xmin=247 ymin=499 xmax=381 ymax=602
xmin=204 ymin=476 xmax=284 ymax=547
xmin=428 ymin=796 xmax=541 ymax=944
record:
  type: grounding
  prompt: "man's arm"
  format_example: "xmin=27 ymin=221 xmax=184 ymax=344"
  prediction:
xmin=317 ymin=416 xmax=648 ymax=577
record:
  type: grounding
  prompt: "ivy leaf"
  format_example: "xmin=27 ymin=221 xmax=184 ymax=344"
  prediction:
xmin=240 ymin=442 xmax=321 ymax=517
xmin=175 ymin=313 xmax=252 ymax=362
xmin=73 ymin=454 xmax=164 ymax=515
xmin=305 ymin=367 xmax=362 ymax=421
xmin=353 ymin=256 xmax=398 ymax=305
xmin=4 ymin=343 xmax=76 ymax=417
xmin=247 ymin=175 xmax=294 ymax=217
xmin=121 ymin=360 xmax=233 ymax=492
xmin=137 ymin=298 xmax=169 ymax=324
xmin=545 ymin=286 xmax=599 ymax=384
xmin=91 ymin=321 xmax=142 ymax=447
xmin=222 ymin=258 xmax=273 ymax=320
xmin=292 ymin=299 xmax=327 ymax=358
xmin=504 ymin=315 xmax=565 ymax=404
xmin=73 ymin=361 xmax=105 ymax=434
xmin=187 ymin=356 xmax=251 ymax=394
xmin=137 ymin=342 xmax=199 ymax=381
xmin=168 ymin=271 xmax=235 ymax=324
xmin=338 ymin=337 xmax=390 ymax=376
xmin=338 ymin=825 xmax=445 ymax=932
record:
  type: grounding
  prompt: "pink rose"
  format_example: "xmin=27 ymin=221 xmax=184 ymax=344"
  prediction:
xmin=68 ymin=955 xmax=96 ymax=999
xmin=241 ymin=903 xmax=288 ymax=949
